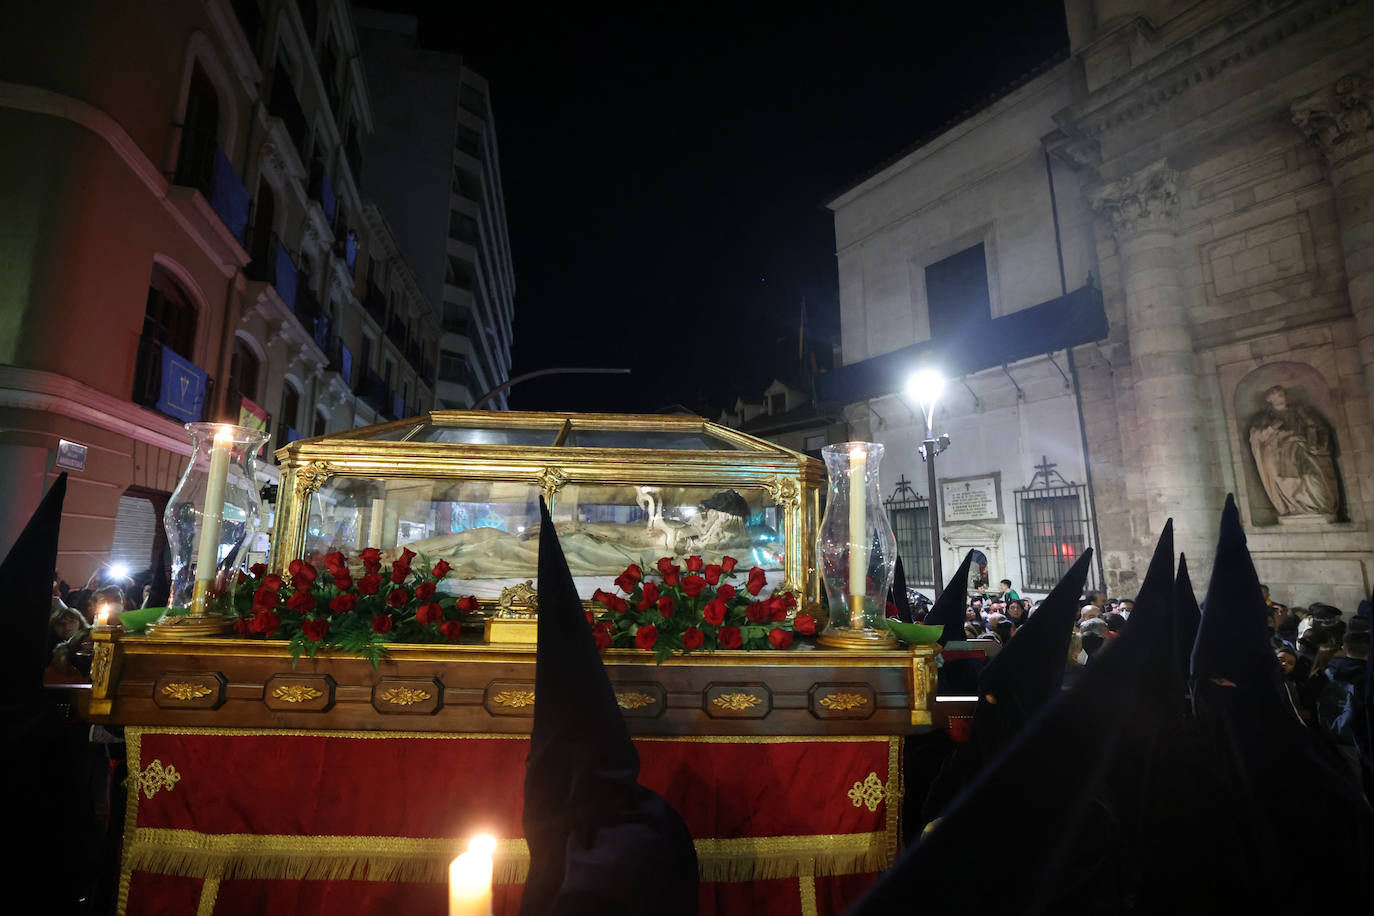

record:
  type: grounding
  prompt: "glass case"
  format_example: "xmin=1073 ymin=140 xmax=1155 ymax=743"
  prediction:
xmin=271 ymin=411 xmax=823 ymax=608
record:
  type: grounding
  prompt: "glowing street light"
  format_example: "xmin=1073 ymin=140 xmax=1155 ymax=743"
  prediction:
xmin=905 ymin=368 xmax=951 ymax=597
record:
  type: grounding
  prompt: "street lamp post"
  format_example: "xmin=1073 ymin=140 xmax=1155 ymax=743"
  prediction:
xmin=907 ymin=369 xmax=950 ymax=598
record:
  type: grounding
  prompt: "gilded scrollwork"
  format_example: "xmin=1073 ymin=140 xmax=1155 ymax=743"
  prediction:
xmin=847 ymin=771 xmax=891 ymax=813
xmin=492 ymin=690 xmax=536 ymax=709
xmin=161 ymin=683 xmax=212 ymax=701
xmin=90 ymin=643 xmax=113 ymax=697
xmin=762 ymin=474 xmax=801 ymax=509
xmin=818 ymin=693 xmax=868 ymax=711
xmin=272 ymin=684 xmax=324 ymax=703
xmin=615 ymin=692 xmax=656 ymax=710
xmin=536 ymin=466 xmax=569 ymax=504
xmin=293 ymin=461 xmax=335 ymax=499
xmin=497 ymin=581 xmax=538 ymax=618
xmin=711 ymin=692 xmax=762 ymax=712
xmin=133 ymin=759 xmax=182 ymax=800
xmin=379 ymin=687 xmax=432 ymax=706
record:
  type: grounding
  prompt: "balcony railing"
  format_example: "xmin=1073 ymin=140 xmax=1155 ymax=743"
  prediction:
xmin=174 ymin=129 xmax=250 ymax=246
xmin=132 ymin=337 xmax=214 ymax=423
xmin=392 ymin=392 xmax=405 ymax=421
xmin=246 ymin=233 xmax=299 ymax=312
xmin=324 ymin=336 xmax=353 ymax=383
xmin=356 ymin=367 xmax=389 ymax=415
xmin=269 ymin=64 xmax=308 ymax=158
xmin=362 ymin=281 xmax=387 ymax=325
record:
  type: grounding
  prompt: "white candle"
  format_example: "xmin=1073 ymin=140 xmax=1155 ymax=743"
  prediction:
xmin=449 ymin=834 xmax=495 ymax=916
xmin=95 ymin=603 xmax=111 ymax=627
xmin=847 ymin=443 xmax=868 ymax=628
xmin=192 ymin=427 xmax=233 ymax=613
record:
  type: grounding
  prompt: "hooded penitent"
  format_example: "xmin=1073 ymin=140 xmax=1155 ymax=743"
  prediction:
xmin=1173 ymin=554 xmax=1202 ymax=685
xmin=888 ymin=554 xmax=912 ymax=624
xmin=519 ymin=498 xmax=697 ymax=916
xmin=1 ymin=473 xmax=68 ymax=697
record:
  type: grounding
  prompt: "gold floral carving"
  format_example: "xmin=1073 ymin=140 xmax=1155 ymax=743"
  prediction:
xmin=847 ymin=771 xmax=891 ymax=813
xmin=616 ymin=692 xmax=656 ymax=710
xmin=912 ymin=657 xmax=931 ymax=708
xmin=293 ymin=461 xmax=335 ymax=498
xmin=492 ymin=690 xmax=536 ymax=709
xmin=762 ymin=474 xmax=801 ymax=508
xmin=272 ymin=684 xmax=323 ymax=703
xmin=133 ymin=759 xmax=182 ymax=799
xmin=536 ymin=466 xmax=568 ymax=503
xmin=497 ymin=581 xmax=538 ymax=618
xmin=161 ymin=683 xmax=213 ymax=701
xmin=818 ymin=693 xmax=868 ymax=711
xmin=379 ymin=687 xmax=432 ymax=706
xmin=90 ymin=643 xmax=113 ymax=696
xmin=712 ymin=692 xmax=762 ymax=712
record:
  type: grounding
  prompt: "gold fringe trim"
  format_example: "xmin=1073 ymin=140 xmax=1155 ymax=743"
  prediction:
xmin=195 ymin=873 xmax=220 ymax=916
xmin=799 ymin=874 xmax=818 ymax=916
xmin=124 ymin=828 xmax=893 ymax=885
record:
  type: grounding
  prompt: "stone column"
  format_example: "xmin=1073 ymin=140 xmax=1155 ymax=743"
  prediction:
xmin=1091 ymin=160 xmax=1218 ymax=569
xmin=1293 ymin=72 xmax=1374 ymax=424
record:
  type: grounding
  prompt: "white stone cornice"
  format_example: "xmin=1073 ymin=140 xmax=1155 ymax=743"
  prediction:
xmin=1089 ymin=160 xmax=1179 ymax=238
xmin=203 ymin=0 xmax=263 ymax=101
xmin=1292 ymin=71 xmax=1374 ymax=170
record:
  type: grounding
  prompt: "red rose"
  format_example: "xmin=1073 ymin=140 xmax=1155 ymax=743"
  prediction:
xmin=371 ymin=614 xmax=394 ymax=634
xmin=302 ymin=618 xmax=330 ymax=642
xmin=623 ymin=563 xmax=643 ymax=583
xmin=388 ymin=589 xmax=409 ymax=609
xmin=703 ymin=564 xmax=722 ymax=585
xmin=782 ymin=592 xmax=798 ymax=609
xmin=767 ymin=596 xmax=788 ymax=622
xmin=703 ymin=599 xmax=727 ymax=625
xmin=251 ymin=609 xmax=281 ymax=638
xmin=585 ymin=610 xmax=596 ymax=627
xmin=416 ymin=602 xmax=443 ymax=625
xmin=680 ymin=576 xmax=707 ymax=598
xmin=682 ymin=626 xmax=705 ymax=650
xmin=286 ymin=591 xmax=315 ymax=614
xmin=249 ymin=563 xmax=268 ymax=578
xmin=717 ymin=584 xmax=736 ymax=602
xmin=662 ymin=567 xmax=679 ymax=587
xmin=746 ymin=566 xmax=767 ymax=596
xmin=288 ymin=558 xmax=307 ymax=576
xmin=390 ymin=564 xmax=409 ymax=584
xmin=718 ymin=625 xmax=743 ymax=649
xmin=635 ymin=625 xmax=658 ymax=650
xmin=721 ymin=556 xmax=738 ymax=573
xmin=793 ymin=614 xmax=817 ymax=636
xmin=415 ymin=582 xmax=437 ymax=600
xmin=610 ymin=595 xmax=630 ymax=614
xmin=233 ymin=617 xmax=251 ymax=636
xmin=323 ymin=551 xmax=348 ymax=575
xmin=593 ymin=623 xmax=612 ymax=652
xmin=359 ymin=547 xmax=382 ymax=572
xmin=440 ymin=619 xmax=462 ymax=641
xmin=657 ymin=596 xmax=675 ymax=618
xmin=747 ymin=601 xmax=770 ymax=623
xmin=290 ymin=573 xmax=314 ymax=592
xmin=614 ymin=572 xmax=638 ymax=594
xmin=261 ymin=574 xmax=284 ymax=592
xmin=295 ymin=563 xmax=318 ymax=584
xmin=358 ymin=574 xmax=382 ymax=595
xmin=329 ymin=593 xmax=358 ymax=614
xmin=768 ymin=627 xmax=793 ymax=649
xmin=656 ymin=557 xmax=677 ymax=577
xmin=457 ymin=595 xmax=478 ymax=613
xmin=432 ymin=559 xmax=452 ymax=579
xmin=333 ymin=572 xmax=353 ymax=591
xmin=397 ymin=547 xmax=417 ymax=570
xmin=635 ymin=581 xmax=660 ymax=611
xmin=593 ymin=588 xmax=616 ymax=608
xmin=886 ymin=600 xmax=899 ymax=618
xmin=685 ymin=555 xmax=704 ymax=573
xmin=253 ymin=585 xmax=281 ymax=610
xmin=235 ymin=570 xmax=248 ymax=586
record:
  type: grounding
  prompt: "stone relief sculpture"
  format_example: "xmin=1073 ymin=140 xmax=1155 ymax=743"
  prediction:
xmin=1247 ymin=385 xmax=1341 ymax=520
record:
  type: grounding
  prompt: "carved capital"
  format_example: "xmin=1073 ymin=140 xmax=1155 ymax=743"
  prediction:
xmin=293 ymin=461 xmax=334 ymax=498
xmin=1090 ymin=160 xmax=1179 ymax=238
xmin=1292 ymin=72 xmax=1374 ymax=169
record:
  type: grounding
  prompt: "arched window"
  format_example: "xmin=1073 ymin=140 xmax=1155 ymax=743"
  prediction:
xmin=175 ymin=65 xmax=220 ymax=195
xmin=228 ymin=336 xmax=261 ymax=408
xmin=133 ymin=263 xmax=200 ymax=412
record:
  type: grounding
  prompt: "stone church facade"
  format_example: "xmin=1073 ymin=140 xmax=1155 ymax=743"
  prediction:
xmin=825 ymin=0 xmax=1374 ymax=608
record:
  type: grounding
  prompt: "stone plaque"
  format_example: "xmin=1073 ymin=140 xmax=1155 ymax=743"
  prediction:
xmin=941 ymin=474 xmax=1002 ymax=524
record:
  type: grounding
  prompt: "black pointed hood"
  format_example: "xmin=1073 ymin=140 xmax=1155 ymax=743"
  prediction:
xmin=925 ymin=550 xmax=974 ymax=646
xmin=973 ymin=549 xmax=1093 ymax=760
xmin=889 ymin=555 xmax=912 ymax=623
xmin=1 ymin=473 xmax=67 ymax=696
xmin=520 ymin=498 xmax=697 ymax=916
xmin=1118 ymin=520 xmax=1183 ymax=704
xmin=1174 ymin=554 xmax=1201 ymax=684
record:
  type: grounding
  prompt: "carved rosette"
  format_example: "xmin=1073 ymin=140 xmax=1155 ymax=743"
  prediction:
xmin=536 ymin=466 xmax=568 ymax=504
xmin=293 ymin=461 xmax=335 ymax=499
xmin=1293 ymin=72 xmax=1374 ymax=169
xmin=762 ymin=474 xmax=801 ymax=509
xmin=1089 ymin=160 xmax=1179 ymax=238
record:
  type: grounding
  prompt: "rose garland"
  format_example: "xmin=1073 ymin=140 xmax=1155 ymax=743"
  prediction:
xmin=217 ymin=547 xmax=480 ymax=668
xmin=590 ymin=555 xmax=817 ymax=663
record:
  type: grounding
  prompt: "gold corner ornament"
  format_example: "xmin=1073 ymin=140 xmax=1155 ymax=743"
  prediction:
xmin=90 ymin=643 xmax=113 ymax=697
xmin=293 ymin=461 xmax=335 ymax=498
xmin=497 ymin=581 xmax=538 ymax=617
xmin=379 ymin=687 xmax=432 ymax=706
xmin=492 ymin=689 xmax=536 ymax=709
xmin=535 ymin=466 xmax=568 ymax=503
xmin=272 ymin=684 xmax=324 ymax=703
xmin=762 ymin=474 xmax=801 ymax=508
xmin=133 ymin=759 xmax=182 ymax=800
xmin=161 ymin=683 xmax=213 ymax=701
xmin=712 ymin=692 xmax=762 ymax=712
xmin=819 ymin=693 xmax=868 ymax=711
xmin=847 ymin=771 xmax=892 ymax=813
xmin=615 ymin=692 xmax=656 ymax=710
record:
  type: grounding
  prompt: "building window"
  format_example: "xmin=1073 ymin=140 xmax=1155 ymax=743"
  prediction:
xmin=885 ymin=478 xmax=933 ymax=587
xmin=227 ymin=337 xmax=260 ymax=408
xmin=459 ymin=84 xmax=487 ymax=118
xmin=278 ymin=382 xmax=301 ymax=448
xmin=457 ymin=125 xmax=482 ymax=159
xmin=449 ymin=211 xmax=479 ymax=244
xmin=802 ymin=434 xmax=825 ymax=452
xmin=313 ymin=408 xmax=327 ymax=437
xmin=769 ymin=393 xmax=786 ymax=415
xmin=924 ymin=243 xmax=991 ymax=342
xmin=175 ymin=66 xmax=220 ymax=195
xmin=1013 ymin=463 xmax=1093 ymax=591
xmin=452 ymin=166 xmax=481 ymax=199
xmin=446 ymin=255 xmax=474 ymax=290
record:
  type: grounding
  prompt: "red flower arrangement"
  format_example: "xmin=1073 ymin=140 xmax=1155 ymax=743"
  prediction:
xmin=218 ymin=548 xmax=480 ymax=668
xmin=591 ymin=555 xmax=815 ymax=662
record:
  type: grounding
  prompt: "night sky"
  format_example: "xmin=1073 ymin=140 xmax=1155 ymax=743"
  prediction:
xmin=368 ymin=2 xmax=1069 ymax=414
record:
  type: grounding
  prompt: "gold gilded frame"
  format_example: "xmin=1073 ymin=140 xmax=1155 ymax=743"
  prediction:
xmin=271 ymin=410 xmax=824 ymax=609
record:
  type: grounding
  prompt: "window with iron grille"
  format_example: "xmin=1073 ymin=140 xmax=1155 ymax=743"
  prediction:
xmin=885 ymin=476 xmax=933 ymax=587
xmin=1012 ymin=458 xmax=1095 ymax=591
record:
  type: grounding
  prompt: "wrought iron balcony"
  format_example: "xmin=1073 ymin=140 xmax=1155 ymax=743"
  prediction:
xmin=173 ymin=128 xmax=250 ymax=246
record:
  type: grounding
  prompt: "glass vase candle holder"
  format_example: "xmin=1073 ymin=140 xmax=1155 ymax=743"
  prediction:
xmin=816 ymin=442 xmax=898 ymax=648
xmin=149 ymin=423 xmax=270 ymax=637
